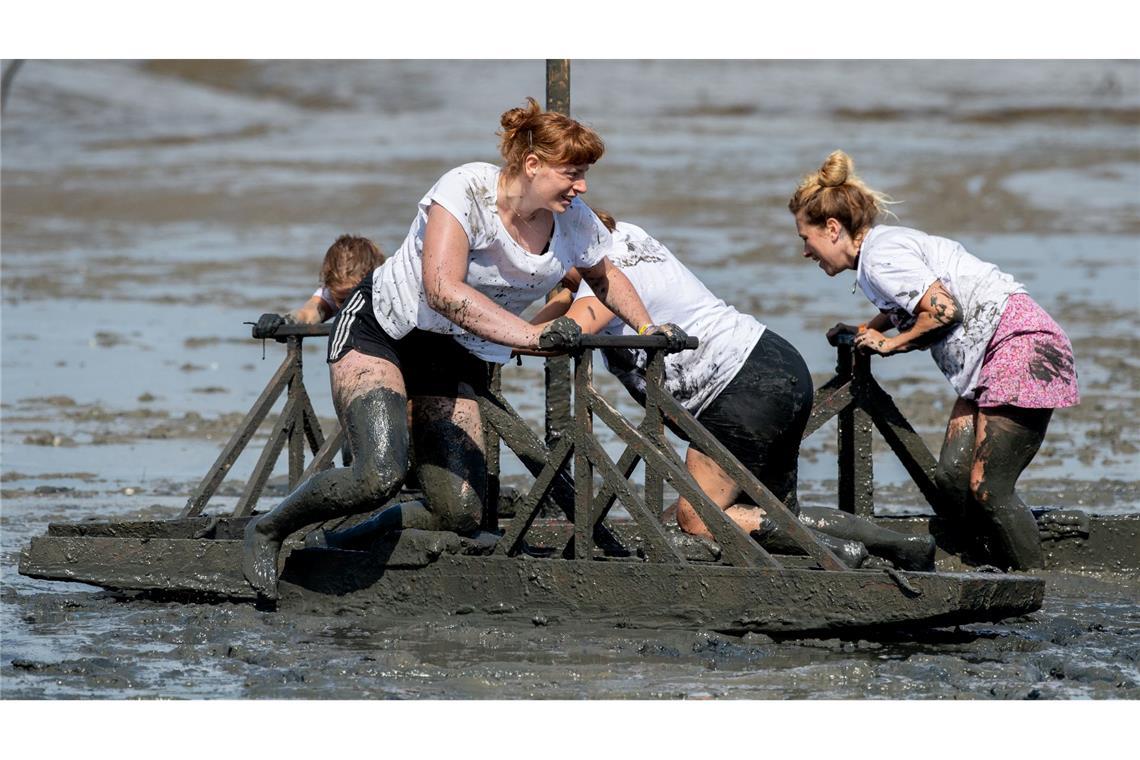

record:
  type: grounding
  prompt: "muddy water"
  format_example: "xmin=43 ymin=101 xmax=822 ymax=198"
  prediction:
xmin=2 ymin=60 xmax=1139 ymax=699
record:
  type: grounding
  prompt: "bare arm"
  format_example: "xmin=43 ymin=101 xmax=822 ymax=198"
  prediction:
xmin=854 ymin=280 xmax=962 ymax=355
xmin=827 ymin=312 xmax=893 ymax=345
xmin=577 ymin=258 xmax=653 ymax=333
xmin=529 ymin=283 xmax=576 ymax=326
xmin=564 ymin=295 xmax=617 ymax=335
xmin=290 ymin=294 xmax=328 ymax=325
xmin=516 ymin=273 xmax=612 ymax=357
xmin=421 ymin=202 xmax=542 ymax=350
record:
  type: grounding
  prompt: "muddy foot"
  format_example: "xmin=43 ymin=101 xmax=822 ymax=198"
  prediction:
xmin=896 ymin=534 xmax=937 ymax=572
xmin=242 ymin=515 xmax=281 ymax=601
xmin=835 ymin=539 xmax=869 ymax=569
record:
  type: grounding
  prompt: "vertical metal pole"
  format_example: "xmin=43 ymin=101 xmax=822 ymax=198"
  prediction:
xmin=572 ymin=349 xmax=593 ymax=559
xmin=482 ymin=366 xmax=502 ymax=531
xmin=544 ymin=59 xmax=573 ymax=449
xmin=837 ymin=347 xmax=874 ymax=516
xmin=644 ymin=351 xmax=666 ymax=518
xmin=286 ymin=336 xmax=305 ymax=489
xmin=545 ymin=59 xmax=570 ymax=113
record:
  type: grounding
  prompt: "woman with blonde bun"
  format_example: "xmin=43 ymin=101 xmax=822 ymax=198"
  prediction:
xmin=789 ymin=150 xmax=1079 ymax=570
xmin=243 ymin=98 xmax=682 ymax=599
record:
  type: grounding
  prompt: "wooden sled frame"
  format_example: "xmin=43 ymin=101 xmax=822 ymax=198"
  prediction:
xmin=19 ymin=323 xmax=1051 ymax=632
xmin=175 ymin=325 xmax=854 ymax=570
xmin=175 ymin=326 xmax=948 ymax=548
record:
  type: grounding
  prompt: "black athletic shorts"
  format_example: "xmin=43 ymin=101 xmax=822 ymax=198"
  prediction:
xmin=692 ymin=329 xmax=814 ymax=506
xmin=327 ymin=278 xmax=491 ymax=398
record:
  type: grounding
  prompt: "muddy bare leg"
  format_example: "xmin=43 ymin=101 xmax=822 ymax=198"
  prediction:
xmin=675 ymin=446 xmax=752 ymax=539
xmin=404 ymin=391 xmax=485 ymax=535
xmin=934 ymin=398 xmax=976 ymax=520
xmin=755 ymin=522 xmax=868 ymax=568
xmin=242 ymin=353 xmax=408 ymax=598
xmin=799 ymin=507 xmax=936 ymax=570
xmin=930 ymin=398 xmax=984 ymax=556
xmin=970 ymin=406 xmax=1051 ymax=570
xmin=317 ymin=498 xmax=428 ymax=549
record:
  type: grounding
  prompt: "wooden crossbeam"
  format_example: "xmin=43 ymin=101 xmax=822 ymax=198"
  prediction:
xmin=647 ymin=384 xmax=847 ymax=572
xmin=233 ymin=397 xmax=299 ymax=517
xmin=299 ymin=422 xmax=344 ymax=482
xmin=589 ymin=446 xmax=642 ymax=529
xmin=497 ymin=437 xmax=574 ymax=555
xmin=863 ymin=378 xmax=947 ymax=514
xmin=182 ymin=354 xmax=295 ymax=517
xmin=803 ymin=379 xmax=856 ymax=438
xmin=574 ymin=431 xmax=684 ymax=563
xmin=588 ymin=388 xmax=777 ymax=569
xmin=478 ymin=389 xmax=577 ymax=518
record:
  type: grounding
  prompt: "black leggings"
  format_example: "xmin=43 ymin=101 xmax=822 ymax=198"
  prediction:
xmin=692 ymin=330 xmax=814 ymax=512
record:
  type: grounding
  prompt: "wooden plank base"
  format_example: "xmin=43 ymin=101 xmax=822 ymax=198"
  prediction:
xmin=20 ymin=529 xmax=1045 ymax=634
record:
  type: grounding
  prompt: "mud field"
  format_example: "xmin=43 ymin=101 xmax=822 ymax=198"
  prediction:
xmin=2 ymin=60 xmax=1139 ymax=700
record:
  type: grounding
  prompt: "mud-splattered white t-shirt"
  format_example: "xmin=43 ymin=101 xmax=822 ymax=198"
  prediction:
xmin=856 ymin=225 xmax=1025 ymax=399
xmin=371 ymin=162 xmax=612 ymax=363
xmin=575 ymin=222 xmax=765 ymax=416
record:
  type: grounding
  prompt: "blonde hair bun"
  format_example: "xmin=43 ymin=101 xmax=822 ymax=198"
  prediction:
xmin=787 ymin=149 xmax=895 ymax=235
xmin=818 ymin=150 xmax=854 ymax=188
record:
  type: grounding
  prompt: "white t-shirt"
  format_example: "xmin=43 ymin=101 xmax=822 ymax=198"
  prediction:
xmin=371 ymin=162 xmax=612 ymax=363
xmin=576 ymin=222 xmax=766 ymax=417
xmin=312 ymin=287 xmax=335 ymax=312
xmin=856 ymin=225 xmax=1025 ymax=398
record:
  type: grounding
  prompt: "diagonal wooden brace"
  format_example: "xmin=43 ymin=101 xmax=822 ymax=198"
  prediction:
xmin=497 ymin=437 xmax=575 ymax=555
xmin=181 ymin=354 xmax=295 ymax=517
xmin=647 ymin=384 xmax=847 ymax=572
xmin=588 ymin=388 xmax=778 ymax=569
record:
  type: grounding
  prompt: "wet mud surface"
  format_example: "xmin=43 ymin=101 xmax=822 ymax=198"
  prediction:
xmin=3 ymin=60 xmax=1138 ymax=698
xmin=4 ymin=504 xmax=1138 ymax=699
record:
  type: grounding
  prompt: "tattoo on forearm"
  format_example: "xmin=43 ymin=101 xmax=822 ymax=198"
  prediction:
xmin=929 ymin=286 xmax=962 ymax=326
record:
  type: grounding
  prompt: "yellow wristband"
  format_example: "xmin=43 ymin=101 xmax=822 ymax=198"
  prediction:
xmin=637 ymin=323 xmax=652 ymax=335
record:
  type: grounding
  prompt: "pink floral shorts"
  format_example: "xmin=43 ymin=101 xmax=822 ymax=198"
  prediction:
xmin=974 ymin=294 xmax=1079 ymax=409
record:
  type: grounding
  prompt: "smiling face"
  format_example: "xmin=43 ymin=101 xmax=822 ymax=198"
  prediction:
xmin=795 ymin=212 xmax=857 ymax=276
xmin=525 ymin=154 xmax=589 ymax=214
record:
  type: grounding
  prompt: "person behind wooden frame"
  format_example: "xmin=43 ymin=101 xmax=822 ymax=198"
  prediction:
xmin=253 ymin=234 xmax=385 ymax=335
xmin=251 ymin=234 xmax=386 ymax=467
xmin=241 ymin=99 xmax=686 ymax=599
xmin=788 ymin=150 xmax=1079 ymax=570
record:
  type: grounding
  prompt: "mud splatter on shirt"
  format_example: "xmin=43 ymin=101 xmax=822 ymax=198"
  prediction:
xmin=856 ymin=225 xmax=1026 ymax=399
xmin=578 ymin=222 xmax=765 ymax=416
xmin=370 ymin=162 xmax=612 ymax=363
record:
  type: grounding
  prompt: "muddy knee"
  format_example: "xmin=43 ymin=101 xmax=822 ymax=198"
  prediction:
xmin=352 ymin=457 xmax=407 ymax=504
xmin=342 ymin=388 xmax=410 ymax=503
xmin=935 ymin=461 xmax=971 ymax=515
xmin=440 ymin=479 xmax=482 ymax=535
xmin=415 ymin=462 xmax=482 ymax=535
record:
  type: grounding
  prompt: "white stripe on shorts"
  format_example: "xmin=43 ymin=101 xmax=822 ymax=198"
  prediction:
xmin=329 ymin=291 xmax=366 ymax=360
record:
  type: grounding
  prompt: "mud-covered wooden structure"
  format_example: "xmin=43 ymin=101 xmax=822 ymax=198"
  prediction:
xmin=21 ymin=321 xmax=1075 ymax=634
